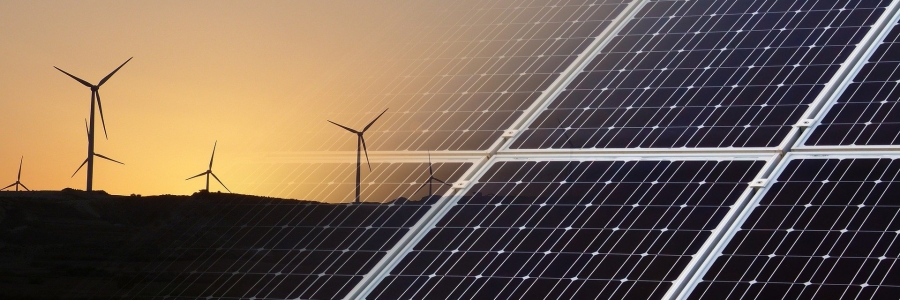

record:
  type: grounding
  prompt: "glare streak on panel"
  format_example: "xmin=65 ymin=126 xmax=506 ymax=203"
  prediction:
xmin=511 ymin=0 xmax=891 ymax=149
xmin=691 ymin=157 xmax=900 ymax=300
xmin=369 ymin=159 xmax=763 ymax=299
xmin=278 ymin=0 xmax=630 ymax=152
xmin=805 ymin=21 xmax=900 ymax=146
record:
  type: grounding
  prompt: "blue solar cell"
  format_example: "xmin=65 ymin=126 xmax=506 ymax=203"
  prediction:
xmin=806 ymin=21 xmax=900 ymax=146
xmin=691 ymin=157 xmax=900 ymax=300
xmin=512 ymin=0 xmax=890 ymax=149
xmin=371 ymin=159 xmax=764 ymax=299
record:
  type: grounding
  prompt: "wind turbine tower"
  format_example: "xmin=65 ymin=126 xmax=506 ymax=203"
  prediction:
xmin=327 ymin=108 xmax=388 ymax=204
xmin=55 ymin=58 xmax=132 ymax=192
xmin=412 ymin=151 xmax=452 ymax=199
xmin=1 ymin=157 xmax=29 ymax=191
xmin=186 ymin=141 xmax=231 ymax=193
xmin=72 ymin=119 xmax=124 ymax=179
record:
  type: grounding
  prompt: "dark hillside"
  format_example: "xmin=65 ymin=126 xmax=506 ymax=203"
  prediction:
xmin=0 ymin=190 xmax=434 ymax=299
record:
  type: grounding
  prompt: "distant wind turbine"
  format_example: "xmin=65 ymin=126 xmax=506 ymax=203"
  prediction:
xmin=327 ymin=108 xmax=388 ymax=204
xmin=412 ymin=151 xmax=452 ymax=198
xmin=2 ymin=157 xmax=29 ymax=191
xmin=558 ymin=118 xmax=576 ymax=148
xmin=55 ymin=57 xmax=132 ymax=192
xmin=186 ymin=141 xmax=231 ymax=193
xmin=72 ymin=119 xmax=124 ymax=180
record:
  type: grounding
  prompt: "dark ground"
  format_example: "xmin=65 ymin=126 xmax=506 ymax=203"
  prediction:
xmin=0 ymin=189 xmax=431 ymax=299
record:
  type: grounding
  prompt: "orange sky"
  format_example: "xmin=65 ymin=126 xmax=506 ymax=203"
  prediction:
xmin=0 ymin=1 xmax=435 ymax=196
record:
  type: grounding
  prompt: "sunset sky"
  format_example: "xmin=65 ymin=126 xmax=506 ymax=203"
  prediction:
xmin=0 ymin=1 xmax=428 ymax=196
xmin=1 ymin=0 xmax=622 ymax=198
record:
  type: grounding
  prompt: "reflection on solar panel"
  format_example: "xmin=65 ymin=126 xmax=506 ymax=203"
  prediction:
xmin=47 ymin=1 xmax=900 ymax=299
xmin=69 ymin=162 xmax=469 ymax=299
xmin=691 ymin=156 xmax=900 ymax=299
xmin=512 ymin=0 xmax=889 ymax=149
xmin=283 ymin=0 xmax=630 ymax=151
xmin=369 ymin=158 xmax=764 ymax=299
xmin=805 ymin=21 xmax=900 ymax=146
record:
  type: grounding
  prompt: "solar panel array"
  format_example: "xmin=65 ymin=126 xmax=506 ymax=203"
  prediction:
xmin=805 ymin=20 xmax=900 ymax=146
xmin=52 ymin=0 xmax=900 ymax=299
xmin=370 ymin=158 xmax=765 ymax=299
xmin=511 ymin=0 xmax=889 ymax=149
xmin=691 ymin=157 xmax=900 ymax=299
xmin=67 ymin=162 xmax=470 ymax=299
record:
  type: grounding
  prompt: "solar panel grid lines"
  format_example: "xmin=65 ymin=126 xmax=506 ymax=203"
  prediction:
xmin=73 ymin=162 xmax=471 ymax=300
xmin=801 ymin=9 xmax=900 ymax=147
xmin=688 ymin=154 xmax=900 ymax=300
xmin=275 ymin=0 xmax=633 ymax=152
xmin=662 ymin=154 xmax=783 ymax=300
xmin=496 ymin=0 xmax=652 ymax=152
xmin=511 ymin=0 xmax=893 ymax=150
xmin=368 ymin=156 xmax=768 ymax=300
xmin=344 ymin=188 xmax=472 ymax=300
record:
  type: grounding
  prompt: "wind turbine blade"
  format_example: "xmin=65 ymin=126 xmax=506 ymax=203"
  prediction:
xmin=428 ymin=150 xmax=434 ymax=176
xmin=186 ymin=171 xmax=207 ymax=180
xmin=72 ymin=158 xmax=89 ymax=177
xmin=327 ymin=120 xmax=358 ymax=134
xmin=98 ymin=57 xmax=132 ymax=86
xmin=1 ymin=183 xmax=15 ymax=191
xmin=363 ymin=108 xmax=389 ymax=132
xmin=96 ymin=92 xmax=109 ymax=139
xmin=210 ymin=172 xmax=231 ymax=193
xmin=19 ymin=183 xmax=29 ymax=191
xmin=209 ymin=141 xmax=217 ymax=169
xmin=54 ymin=67 xmax=93 ymax=87
xmin=84 ymin=118 xmax=90 ymax=137
xmin=18 ymin=156 xmax=23 ymax=181
xmin=94 ymin=153 xmax=124 ymax=165
xmin=361 ymin=136 xmax=372 ymax=171
xmin=558 ymin=118 xmax=575 ymax=148
xmin=412 ymin=181 xmax=429 ymax=196
xmin=433 ymin=177 xmax=452 ymax=186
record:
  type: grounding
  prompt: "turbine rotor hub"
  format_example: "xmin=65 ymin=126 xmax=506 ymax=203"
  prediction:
xmin=91 ymin=86 xmax=99 ymax=91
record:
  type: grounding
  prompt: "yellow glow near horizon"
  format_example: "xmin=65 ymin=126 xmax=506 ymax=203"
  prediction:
xmin=0 ymin=1 xmax=427 ymax=196
xmin=2 ymin=0 xmax=589 ymax=199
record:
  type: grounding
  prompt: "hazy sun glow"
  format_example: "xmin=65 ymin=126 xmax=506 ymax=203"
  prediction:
xmin=0 ymin=1 xmax=436 ymax=196
xmin=1 ymin=0 xmax=618 ymax=200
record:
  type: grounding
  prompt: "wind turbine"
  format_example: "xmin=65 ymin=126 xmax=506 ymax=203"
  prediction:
xmin=1 ymin=157 xmax=29 ymax=191
xmin=186 ymin=141 xmax=231 ymax=193
xmin=327 ymin=108 xmax=388 ymax=204
xmin=55 ymin=57 xmax=132 ymax=192
xmin=72 ymin=119 xmax=124 ymax=181
xmin=558 ymin=118 xmax=576 ymax=148
xmin=412 ymin=151 xmax=452 ymax=199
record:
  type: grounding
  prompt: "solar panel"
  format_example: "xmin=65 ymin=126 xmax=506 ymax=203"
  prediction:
xmin=276 ymin=0 xmax=630 ymax=152
xmin=17 ymin=2 xmax=900 ymax=299
xmin=368 ymin=157 xmax=765 ymax=299
xmin=66 ymin=162 xmax=470 ymax=299
xmin=510 ymin=0 xmax=890 ymax=149
xmin=804 ymin=21 xmax=900 ymax=146
xmin=689 ymin=156 xmax=900 ymax=300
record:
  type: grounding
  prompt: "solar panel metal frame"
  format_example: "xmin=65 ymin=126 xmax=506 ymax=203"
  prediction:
xmin=674 ymin=151 xmax=900 ymax=300
xmin=198 ymin=1 xmax=900 ymax=299
xmin=343 ymin=2 xmax=650 ymax=296
xmin=342 ymin=1 xmax=900 ymax=299
xmin=665 ymin=5 xmax=900 ymax=298
xmin=501 ymin=0 xmax=899 ymax=153
xmin=353 ymin=152 xmax=776 ymax=300
xmin=793 ymin=1 xmax=900 ymax=151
